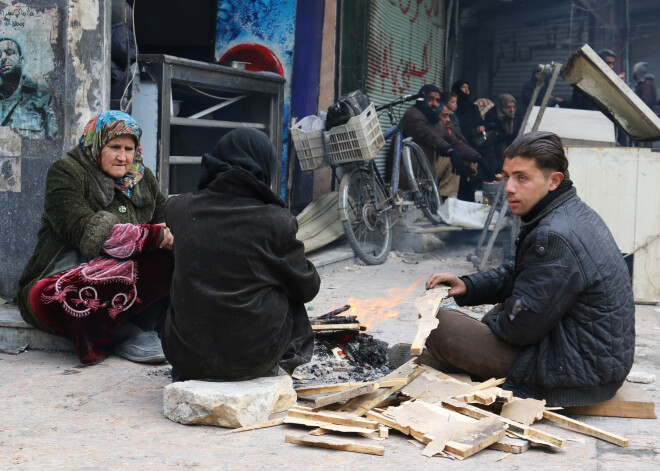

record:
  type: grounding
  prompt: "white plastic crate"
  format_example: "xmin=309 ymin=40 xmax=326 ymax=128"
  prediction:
xmin=290 ymin=123 xmax=326 ymax=171
xmin=324 ymin=104 xmax=385 ymax=165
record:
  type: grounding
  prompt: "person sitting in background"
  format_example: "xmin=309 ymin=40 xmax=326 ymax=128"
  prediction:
xmin=401 ymin=84 xmax=480 ymax=199
xmin=450 ymin=79 xmax=486 ymax=148
xmin=18 ymin=111 xmax=173 ymax=364
xmin=632 ymin=61 xmax=657 ymax=113
xmin=161 ymin=128 xmax=320 ymax=382
xmin=482 ymin=94 xmax=523 ymax=181
xmin=424 ymin=131 xmax=634 ymax=407
xmin=442 ymin=91 xmax=461 ymax=131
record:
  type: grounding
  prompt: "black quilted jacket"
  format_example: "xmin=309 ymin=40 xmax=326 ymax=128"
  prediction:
xmin=456 ymin=188 xmax=635 ymax=406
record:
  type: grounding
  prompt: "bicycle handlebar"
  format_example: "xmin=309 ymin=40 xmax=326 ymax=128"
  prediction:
xmin=375 ymin=93 xmax=421 ymax=112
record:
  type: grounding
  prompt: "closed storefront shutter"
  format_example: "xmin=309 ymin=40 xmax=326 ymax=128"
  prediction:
xmin=488 ymin=3 xmax=588 ymax=108
xmin=365 ymin=0 xmax=446 ymax=172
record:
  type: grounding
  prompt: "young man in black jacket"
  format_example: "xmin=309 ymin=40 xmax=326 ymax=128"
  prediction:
xmin=424 ymin=131 xmax=635 ymax=406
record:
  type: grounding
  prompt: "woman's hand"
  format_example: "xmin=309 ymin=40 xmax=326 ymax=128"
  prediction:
xmin=157 ymin=223 xmax=174 ymax=250
xmin=425 ymin=272 xmax=466 ymax=297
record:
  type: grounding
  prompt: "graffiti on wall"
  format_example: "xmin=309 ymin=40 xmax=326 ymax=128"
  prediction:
xmin=215 ymin=0 xmax=296 ymax=193
xmin=369 ymin=0 xmax=444 ymax=96
xmin=0 ymin=4 xmax=58 ymax=141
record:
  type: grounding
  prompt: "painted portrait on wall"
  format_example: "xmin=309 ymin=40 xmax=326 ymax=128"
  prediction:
xmin=0 ymin=4 xmax=58 ymax=140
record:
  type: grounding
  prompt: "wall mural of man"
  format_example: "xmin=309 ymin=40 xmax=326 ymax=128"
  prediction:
xmin=0 ymin=37 xmax=56 ymax=139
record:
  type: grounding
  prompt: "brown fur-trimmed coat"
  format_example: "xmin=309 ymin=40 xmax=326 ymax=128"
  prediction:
xmin=17 ymin=145 xmax=165 ymax=333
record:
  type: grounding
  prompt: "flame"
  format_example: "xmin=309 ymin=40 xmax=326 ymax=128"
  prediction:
xmin=338 ymin=278 xmax=424 ymax=330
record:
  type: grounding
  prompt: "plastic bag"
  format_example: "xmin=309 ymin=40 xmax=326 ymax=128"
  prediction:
xmin=438 ymin=197 xmax=507 ymax=230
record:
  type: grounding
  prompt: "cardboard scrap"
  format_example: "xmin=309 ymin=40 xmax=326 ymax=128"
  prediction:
xmin=411 ymin=287 xmax=449 ymax=354
xmin=500 ymin=398 xmax=546 ymax=426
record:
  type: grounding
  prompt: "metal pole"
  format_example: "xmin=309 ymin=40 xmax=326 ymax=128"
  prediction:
xmin=624 ymin=0 xmax=630 ymax=87
xmin=532 ymin=63 xmax=562 ymax=132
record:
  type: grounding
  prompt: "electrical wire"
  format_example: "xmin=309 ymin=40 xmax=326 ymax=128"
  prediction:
xmin=120 ymin=0 xmax=139 ymax=112
xmin=186 ymin=85 xmax=235 ymax=101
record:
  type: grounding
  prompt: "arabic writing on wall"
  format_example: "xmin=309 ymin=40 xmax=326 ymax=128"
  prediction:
xmin=369 ymin=0 xmax=443 ymax=95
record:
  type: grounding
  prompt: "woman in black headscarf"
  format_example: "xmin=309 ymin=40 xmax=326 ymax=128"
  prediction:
xmin=161 ymin=128 xmax=320 ymax=381
xmin=451 ymin=79 xmax=486 ymax=147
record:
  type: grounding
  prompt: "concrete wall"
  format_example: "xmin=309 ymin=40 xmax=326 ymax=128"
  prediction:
xmin=0 ymin=0 xmax=109 ymax=299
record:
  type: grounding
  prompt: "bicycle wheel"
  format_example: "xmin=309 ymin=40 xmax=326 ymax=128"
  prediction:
xmin=339 ymin=167 xmax=392 ymax=265
xmin=404 ymin=141 xmax=443 ymax=225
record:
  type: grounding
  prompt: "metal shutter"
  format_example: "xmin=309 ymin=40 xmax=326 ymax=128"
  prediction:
xmin=489 ymin=4 xmax=588 ymax=107
xmin=366 ymin=0 xmax=446 ymax=172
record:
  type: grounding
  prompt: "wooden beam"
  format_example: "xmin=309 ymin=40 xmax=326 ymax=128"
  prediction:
xmin=285 ymin=434 xmax=385 ymax=456
xmin=217 ymin=417 xmax=284 ymax=435
xmin=314 ymin=383 xmax=378 ymax=407
xmin=411 ymin=288 xmax=449 ymax=354
xmin=561 ymin=382 xmax=656 ymax=419
xmin=542 ymin=410 xmax=629 ymax=447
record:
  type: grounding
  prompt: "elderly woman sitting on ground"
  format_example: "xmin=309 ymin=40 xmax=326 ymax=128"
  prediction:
xmin=18 ymin=110 xmax=174 ymax=364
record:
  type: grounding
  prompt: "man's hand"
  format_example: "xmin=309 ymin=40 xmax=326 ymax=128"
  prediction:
xmin=468 ymin=162 xmax=478 ymax=176
xmin=425 ymin=272 xmax=467 ymax=297
xmin=157 ymin=222 xmax=174 ymax=250
xmin=476 ymin=125 xmax=486 ymax=134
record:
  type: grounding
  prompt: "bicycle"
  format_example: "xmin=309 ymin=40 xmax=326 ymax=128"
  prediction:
xmin=331 ymin=94 xmax=443 ymax=265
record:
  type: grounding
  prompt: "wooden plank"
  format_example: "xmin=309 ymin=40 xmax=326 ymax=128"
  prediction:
xmin=296 ymin=382 xmax=364 ymax=396
xmin=500 ymin=398 xmax=546 ymax=426
xmin=340 ymin=358 xmax=421 ymax=416
xmin=217 ymin=417 xmax=284 ymax=435
xmin=423 ymin=417 xmax=507 ymax=459
xmin=296 ymin=378 xmax=406 ymax=397
xmin=561 ymin=382 xmax=656 ymax=419
xmin=285 ymin=434 xmax=385 ymax=456
xmin=542 ymin=410 xmax=629 ymax=447
xmin=469 ymin=377 xmax=506 ymax=392
xmin=311 ymin=323 xmax=361 ymax=331
xmin=283 ymin=416 xmax=377 ymax=435
xmin=314 ymin=383 xmax=378 ymax=408
xmin=411 ymin=288 xmax=449 ymax=354
xmin=313 ymin=378 xmax=408 ymax=407
xmin=441 ymin=398 xmax=566 ymax=449
xmin=489 ymin=436 xmax=531 ymax=454
xmin=287 ymin=409 xmax=379 ymax=430
xmin=365 ymin=410 xmax=411 ymax=435
xmin=400 ymin=372 xmax=472 ymax=404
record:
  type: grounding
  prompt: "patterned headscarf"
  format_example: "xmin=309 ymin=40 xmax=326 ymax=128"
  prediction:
xmin=79 ymin=110 xmax=144 ymax=196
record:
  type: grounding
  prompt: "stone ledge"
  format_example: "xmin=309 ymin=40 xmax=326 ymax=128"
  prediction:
xmin=0 ymin=304 xmax=74 ymax=353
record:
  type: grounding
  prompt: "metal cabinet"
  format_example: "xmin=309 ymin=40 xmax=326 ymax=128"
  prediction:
xmin=136 ymin=54 xmax=285 ymax=196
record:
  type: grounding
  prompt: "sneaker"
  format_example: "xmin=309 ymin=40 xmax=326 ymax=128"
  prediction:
xmin=113 ymin=331 xmax=166 ymax=364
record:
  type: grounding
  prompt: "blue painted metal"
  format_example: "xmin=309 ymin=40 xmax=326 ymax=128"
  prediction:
xmin=288 ymin=0 xmax=325 ymax=208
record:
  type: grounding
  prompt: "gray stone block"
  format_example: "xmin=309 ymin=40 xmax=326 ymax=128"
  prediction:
xmin=163 ymin=376 xmax=297 ymax=428
xmin=0 ymin=304 xmax=73 ymax=353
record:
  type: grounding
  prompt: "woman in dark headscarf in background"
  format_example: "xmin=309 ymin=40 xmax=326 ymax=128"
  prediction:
xmin=451 ymin=79 xmax=486 ymax=147
xmin=162 ymin=128 xmax=320 ymax=382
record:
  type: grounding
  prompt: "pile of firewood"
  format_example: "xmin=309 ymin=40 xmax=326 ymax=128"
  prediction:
xmin=283 ymin=358 xmax=628 ymax=459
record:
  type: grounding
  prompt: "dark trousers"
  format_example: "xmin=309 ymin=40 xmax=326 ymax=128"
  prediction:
xmin=425 ymin=307 xmax=521 ymax=379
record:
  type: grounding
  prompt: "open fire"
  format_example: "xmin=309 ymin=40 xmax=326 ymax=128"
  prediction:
xmin=343 ymin=277 xmax=424 ymax=330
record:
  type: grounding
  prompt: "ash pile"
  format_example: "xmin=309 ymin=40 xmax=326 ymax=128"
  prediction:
xmin=293 ymin=305 xmax=392 ymax=387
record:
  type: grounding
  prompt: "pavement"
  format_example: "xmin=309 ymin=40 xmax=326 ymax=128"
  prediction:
xmin=1 ymin=237 xmax=659 ymax=470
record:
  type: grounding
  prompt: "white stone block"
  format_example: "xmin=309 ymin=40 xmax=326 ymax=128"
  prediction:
xmin=626 ymin=371 xmax=656 ymax=384
xmin=163 ymin=376 xmax=296 ymax=428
